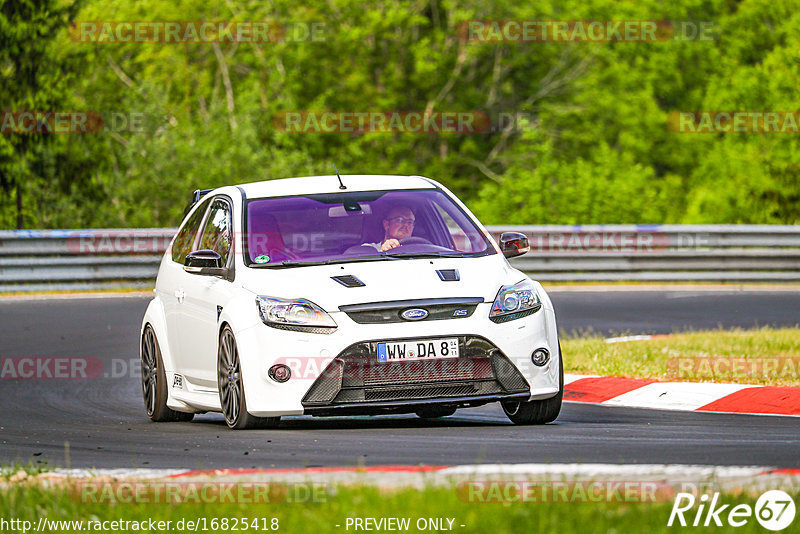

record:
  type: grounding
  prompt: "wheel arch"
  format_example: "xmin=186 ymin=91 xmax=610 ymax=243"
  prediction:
xmin=218 ymin=320 xmax=232 ymax=337
xmin=141 ymin=296 xmax=176 ymax=374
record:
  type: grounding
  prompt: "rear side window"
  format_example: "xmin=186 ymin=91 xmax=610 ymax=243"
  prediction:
xmin=171 ymin=198 xmax=211 ymax=264
xmin=197 ymin=199 xmax=233 ymax=266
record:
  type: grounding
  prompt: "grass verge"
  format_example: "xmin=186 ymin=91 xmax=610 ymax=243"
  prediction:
xmin=0 ymin=287 xmax=151 ymax=298
xmin=0 ymin=483 xmax=794 ymax=533
xmin=563 ymin=327 xmax=800 ymax=387
xmin=0 ymin=462 xmax=51 ymax=481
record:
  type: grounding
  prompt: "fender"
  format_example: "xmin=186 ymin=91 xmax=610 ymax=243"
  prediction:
xmin=216 ymin=287 xmax=266 ymax=400
xmin=217 ymin=287 xmax=307 ymax=416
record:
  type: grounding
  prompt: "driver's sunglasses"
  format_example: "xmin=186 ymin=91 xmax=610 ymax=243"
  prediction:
xmin=387 ymin=216 xmax=415 ymax=226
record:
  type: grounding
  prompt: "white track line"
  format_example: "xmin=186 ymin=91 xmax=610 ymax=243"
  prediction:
xmin=601 ymin=382 xmax=755 ymax=411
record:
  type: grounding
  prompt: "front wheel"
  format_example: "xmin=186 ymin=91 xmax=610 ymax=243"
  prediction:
xmin=501 ymin=342 xmax=563 ymax=425
xmin=218 ymin=326 xmax=280 ymax=430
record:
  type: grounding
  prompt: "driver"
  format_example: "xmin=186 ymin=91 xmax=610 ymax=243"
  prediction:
xmin=364 ymin=206 xmax=415 ymax=251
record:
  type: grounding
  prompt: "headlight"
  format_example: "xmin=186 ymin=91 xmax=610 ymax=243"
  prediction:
xmin=489 ymin=279 xmax=542 ymax=323
xmin=256 ymin=296 xmax=337 ymax=333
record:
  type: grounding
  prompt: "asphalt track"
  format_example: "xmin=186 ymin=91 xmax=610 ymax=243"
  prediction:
xmin=1 ymin=290 xmax=798 ymax=470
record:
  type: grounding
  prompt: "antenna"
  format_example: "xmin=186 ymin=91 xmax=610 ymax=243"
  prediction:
xmin=333 ymin=163 xmax=346 ymax=189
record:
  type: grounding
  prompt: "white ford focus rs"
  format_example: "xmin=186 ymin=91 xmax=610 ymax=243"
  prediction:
xmin=140 ymin=174 xmax=563 ymax=429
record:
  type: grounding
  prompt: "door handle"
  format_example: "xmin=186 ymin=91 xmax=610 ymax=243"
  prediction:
xmin=174 ymin=289 xmax=185 ymax=303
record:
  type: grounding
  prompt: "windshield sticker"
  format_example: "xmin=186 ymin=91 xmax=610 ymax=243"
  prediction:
xmin=254 ymin=255 xmax=271 ymax=264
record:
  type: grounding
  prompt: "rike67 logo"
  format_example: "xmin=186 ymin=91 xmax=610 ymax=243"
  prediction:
xmin=668 ymin=490 xmax=796 ymax=530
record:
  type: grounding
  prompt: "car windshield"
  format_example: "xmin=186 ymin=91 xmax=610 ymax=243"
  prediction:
xmin=243 ymin=188 xmax=495 ymax=266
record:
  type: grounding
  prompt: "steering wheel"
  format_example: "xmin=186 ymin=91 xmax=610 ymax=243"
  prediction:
xmin=398 ymin=236 xmax=432 ymax=246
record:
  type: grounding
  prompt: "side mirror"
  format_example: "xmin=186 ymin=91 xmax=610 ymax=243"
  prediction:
xmin=499 ymin=232 xmax=530 ymax=259
xmin=184 ymin=249 xmax=228 ymax=277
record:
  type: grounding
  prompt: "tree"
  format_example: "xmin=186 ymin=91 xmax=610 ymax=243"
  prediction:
xmin=0 ymin=0 xmax=104 ymax=228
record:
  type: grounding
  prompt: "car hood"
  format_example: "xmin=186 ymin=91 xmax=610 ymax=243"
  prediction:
xmin=239 ymin=254 xmax=519 ymax=311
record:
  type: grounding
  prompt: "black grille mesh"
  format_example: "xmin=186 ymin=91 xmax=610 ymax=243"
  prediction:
xmin=364 ymin=385 xmax=476 ymax=401
xmin=354 ymin=358 xmax=492 ymax=386
xmin=302 ymin=336 xmax=529 ymax=407
xmin=301 ymin=360 xmax=343 ymax=404
xmin=491 ymin=354 xmax=531 ymax=391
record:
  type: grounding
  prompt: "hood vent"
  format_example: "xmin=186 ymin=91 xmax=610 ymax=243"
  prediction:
xmin=436 ymin=269 xmax=460 ymax=282
xmin=331 ymin=274 xmax=365 ymax=288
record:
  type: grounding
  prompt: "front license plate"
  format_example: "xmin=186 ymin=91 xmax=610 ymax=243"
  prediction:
xmin=376 ymin=338 xmax=459 ymax=362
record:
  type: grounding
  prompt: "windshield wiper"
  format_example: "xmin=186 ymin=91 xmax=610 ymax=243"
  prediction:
xmin=251 ymin=251 xmax=469 ymax=268
xmin=254 ymin=256 xmax=398 ymax=268
xmin=381 ymin=251 xmax=468 ymax=259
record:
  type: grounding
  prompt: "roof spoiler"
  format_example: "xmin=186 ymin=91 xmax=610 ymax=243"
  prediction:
xmin=184 ymin=188 xmax=215 ymax=216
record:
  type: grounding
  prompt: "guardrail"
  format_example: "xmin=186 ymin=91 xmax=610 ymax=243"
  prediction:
xmin=1 ymin=225 xmax=799 ymax=292
xmin=0 ymin=229 xmax=173 ymax=292
xmin=485 ymin=225 xmax=800 ymax=282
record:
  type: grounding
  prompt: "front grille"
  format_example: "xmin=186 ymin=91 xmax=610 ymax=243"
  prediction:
xmin=301 ymin=335 xmax=529 ymax=408
xmin=340 ymin=297 xmax=482 ymax=324
xmin=357 ymin=358 xmax=492 ymax=386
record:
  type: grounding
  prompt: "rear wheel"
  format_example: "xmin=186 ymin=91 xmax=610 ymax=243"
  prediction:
xmin=416 ymin=406 xmax=457 ymax=419
xmin=218 ymin=326 xmax=280 ymax=430
xmin=140 ymin=325 xmax=194 ymax=422
xmin=501 ymin=341 xmax=563 ymax=425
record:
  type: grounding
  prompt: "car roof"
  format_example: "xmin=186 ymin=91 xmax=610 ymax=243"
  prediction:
xmin=236 ymin=175 xmax=437 ymax=199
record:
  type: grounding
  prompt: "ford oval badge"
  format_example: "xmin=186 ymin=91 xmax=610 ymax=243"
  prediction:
xmin=401 ymin=308 xmax=429 ymax=321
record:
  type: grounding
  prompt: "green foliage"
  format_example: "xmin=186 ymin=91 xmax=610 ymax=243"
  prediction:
xmin=0 ymin=0 xmax=105 ymax=228
xmin=2 ymin=0 xmax=800 ymax=228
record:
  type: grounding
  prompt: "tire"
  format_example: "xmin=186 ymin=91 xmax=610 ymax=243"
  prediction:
xmin=218 ymin=326 xmax=280 ymax=430
xmin=501 ymin=341 xmax=563 ymax=425
xmin=416 ymin=406 xmax=457 ymax=419
xmin=140 ymin=325 xmax=194 ymax=423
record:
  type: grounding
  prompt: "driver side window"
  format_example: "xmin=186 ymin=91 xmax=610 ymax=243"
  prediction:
xmin=197 ymin=199 xmax=233 ymax=266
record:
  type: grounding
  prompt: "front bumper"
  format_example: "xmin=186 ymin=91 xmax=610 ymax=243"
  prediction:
xmin=302 ymin=335 xmax=531 ymax=416
xmin=235 ymin=302 xmax=560 ymax=417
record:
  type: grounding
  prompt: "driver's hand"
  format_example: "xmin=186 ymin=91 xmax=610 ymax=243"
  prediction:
xmin=381 ymin=239 xmax=400 ymax=251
